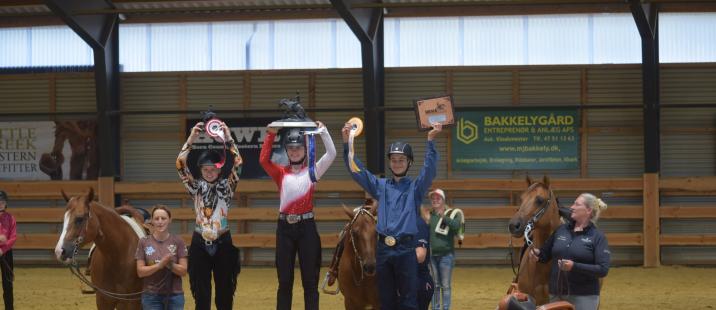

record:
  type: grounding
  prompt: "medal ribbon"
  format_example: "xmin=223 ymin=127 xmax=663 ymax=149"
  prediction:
xmin=308 ymin=133 xmax=317 ymax=183
xmin=205 ymin=119 xmax=227 ymax=169
xmin=348 ymin=127 xmax=361 ymax=172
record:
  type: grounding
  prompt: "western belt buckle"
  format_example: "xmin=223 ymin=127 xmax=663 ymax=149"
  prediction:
xmin=287 ymin=214 xmax=300 ymax=224
xmin=384 ymin=235 xmax=396 ymax=246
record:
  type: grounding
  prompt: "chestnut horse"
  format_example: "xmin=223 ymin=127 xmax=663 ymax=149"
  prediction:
xmin=507 ymin=176 xmax=563 ymax=306
xmin=54 ymin=188 xmax=144 ymax=309
xmin=338 ymin=199 xmax=380 ymax=310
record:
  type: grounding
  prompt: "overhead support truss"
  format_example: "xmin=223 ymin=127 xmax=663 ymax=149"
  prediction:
xmin=331 ymin=0 xmax=386 ymax=175
xmin=45 ymin=0 xmax=121 ymax=180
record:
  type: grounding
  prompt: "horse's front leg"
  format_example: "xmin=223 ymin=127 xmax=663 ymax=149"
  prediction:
xmin=116 ymin=299 xmax=142 ymax=310
xmin=534 ymin=283 xmax=550 ymax=306
xmin=95 ymin=295 xmax=118 ymax=310
xmin=344 ymin=297 xmax=369 ymax=310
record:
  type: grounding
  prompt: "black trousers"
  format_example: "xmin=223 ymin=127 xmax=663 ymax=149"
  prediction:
xmin=275 ymin=219 xmax=321 ymax=310
xmin=188 ymin=232 xmax=240 ymax=310
xmin=1 ymin=250 xmax=12 ymax=310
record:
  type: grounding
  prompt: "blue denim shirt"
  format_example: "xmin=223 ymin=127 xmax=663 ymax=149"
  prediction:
xmin=343 ymin=141 xmax=438 ymax=238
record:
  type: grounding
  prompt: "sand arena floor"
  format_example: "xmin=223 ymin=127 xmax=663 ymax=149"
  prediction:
xmin=12 ymin=266 xmax=716 ymax=309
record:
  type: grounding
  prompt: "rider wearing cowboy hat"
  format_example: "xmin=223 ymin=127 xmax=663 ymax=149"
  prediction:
xmin=176 ymin=120 xmax=243 ymax=310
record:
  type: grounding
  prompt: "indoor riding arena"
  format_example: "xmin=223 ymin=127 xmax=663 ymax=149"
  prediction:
xmin=1 ymin=1 xmax=715 ymax=309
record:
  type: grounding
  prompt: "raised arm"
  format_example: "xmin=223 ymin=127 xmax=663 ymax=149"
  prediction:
xmin=259 ymin=127 xmax=283 ymax=185
xmin=176 ymin=122 xmax=203 ymax=192
xmin=221 ymin=122 xmax=243 ymax=190
xmin=415 ymin=123 xmax=442 ymax=196
xmin=341 ymin=122 xmax=380 ymax=198
xmin=314 ymin=121 xmax=336 ymax=180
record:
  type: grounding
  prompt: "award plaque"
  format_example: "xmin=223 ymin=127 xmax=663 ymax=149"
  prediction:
xmin=413 ymin=95 xmax=455 ymax=131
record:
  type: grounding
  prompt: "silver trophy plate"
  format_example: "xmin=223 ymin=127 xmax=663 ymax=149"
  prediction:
xmin=268 ymin=121 xmax=317 ymax=128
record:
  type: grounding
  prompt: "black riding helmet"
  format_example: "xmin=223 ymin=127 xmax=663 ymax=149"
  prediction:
xmin=387 ymin=141 xmax=413 ymax=161
xmin=284 ymin=128 xmax=306 ymax=148
xmin=387 ymin=141 xmax=413 ymax=177
xmin=283 ymin=128 xmax=307 ymax=165
xmin=197 ymin=150 xmax=222 ymax=167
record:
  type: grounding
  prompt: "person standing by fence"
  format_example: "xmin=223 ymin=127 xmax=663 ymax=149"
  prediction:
xmin=260 ymin=122 xmax=336 ymax=310
xmin=135 ymin=205 xmax=188 ymax=310
xmin=176 ymin=120 xmax=243 ymax=310
xmin=530 ymin=193 xmax=610 ymax=310
xmin=0 ymin=191 xmax=15 ymax=310
xmin=428 ymin=189 xmax=464 ymax=310
xmin=342 ymin=122 xmax=443 ymax=310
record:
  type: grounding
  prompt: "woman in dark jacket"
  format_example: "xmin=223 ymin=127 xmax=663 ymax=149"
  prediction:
xmin=530 ymin=193 xmax=610 ymax=310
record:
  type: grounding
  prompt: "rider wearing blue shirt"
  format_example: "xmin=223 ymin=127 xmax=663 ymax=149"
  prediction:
xmin=341 ymin=122 xmax=442 ymax=310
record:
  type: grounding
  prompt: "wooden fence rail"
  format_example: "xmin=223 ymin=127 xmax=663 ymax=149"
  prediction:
xmin=1 ymin=176 xmax=715 ymax=266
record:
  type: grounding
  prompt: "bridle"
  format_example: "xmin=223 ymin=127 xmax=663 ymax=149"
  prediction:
xmin=346 ymin=207 xmax=376 ymax=287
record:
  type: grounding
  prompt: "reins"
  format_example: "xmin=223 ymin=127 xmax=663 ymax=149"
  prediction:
xmin=65 ymin=206 xmax=168 ymax=301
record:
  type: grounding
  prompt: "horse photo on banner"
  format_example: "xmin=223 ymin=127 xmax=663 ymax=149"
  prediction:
xmin=0 ymin=120 xmax=98 ymax=180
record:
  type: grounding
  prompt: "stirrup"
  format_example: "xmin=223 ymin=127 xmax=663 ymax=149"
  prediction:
xmin=321 ymin=271 xmax=340 ymax=295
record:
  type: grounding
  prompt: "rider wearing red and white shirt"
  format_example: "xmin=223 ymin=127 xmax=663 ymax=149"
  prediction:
xmin=260 ymin=122 xmax=335 ymax=310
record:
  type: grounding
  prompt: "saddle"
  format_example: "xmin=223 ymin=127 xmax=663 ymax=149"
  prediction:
xmin=498 ymin=283 xmax=536 ymax=310
xmin=497 ymin=283 xmax=574 ymax=310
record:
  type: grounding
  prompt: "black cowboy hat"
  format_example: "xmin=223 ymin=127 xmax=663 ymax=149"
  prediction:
xmin=186 ymin=148 xmax=235 ymax=181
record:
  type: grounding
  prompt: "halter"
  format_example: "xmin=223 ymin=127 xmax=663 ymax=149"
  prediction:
xmin=522 ymin=184 xmax=554 ymax=248
xmin=64 ymin=204 xmax=164 ymax=301
xmin=346 ymin=207 xmax=377 ymax=287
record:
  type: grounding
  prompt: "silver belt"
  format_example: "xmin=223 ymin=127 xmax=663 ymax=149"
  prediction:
xmin=279 ymin=212 xmax=314 ymax=224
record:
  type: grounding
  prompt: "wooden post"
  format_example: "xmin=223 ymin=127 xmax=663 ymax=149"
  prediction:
xmin=97 ymin=177 xmax=115 ymax=208
xmin=643 ymin=173 xmax=660 ymax=267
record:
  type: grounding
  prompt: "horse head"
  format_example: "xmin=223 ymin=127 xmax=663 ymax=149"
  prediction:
xmin=508 ymin=176 xmax=558 ymax=238
xmin=54 ymin=188 xmax=101 ymax=264
xmin=342 ymin=198 xmax=378 ymax=277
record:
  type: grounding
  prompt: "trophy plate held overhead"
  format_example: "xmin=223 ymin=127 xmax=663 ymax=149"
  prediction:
xmin=413 ymin=95 xmax=456 ymax=131
xmin=268 ymin=95 xmax=317 ymax=128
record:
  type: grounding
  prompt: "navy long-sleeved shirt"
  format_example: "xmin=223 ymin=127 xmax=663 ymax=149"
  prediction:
xmin=343 ymin=141 xmax=438 ymax=238
xmin=537 ymin=222 xmax=610 ymax=296
xmin=416 ymin=219 xmax=431 ymax=279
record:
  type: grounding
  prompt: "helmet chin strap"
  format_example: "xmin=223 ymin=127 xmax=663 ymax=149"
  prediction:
xmin=289 ymin=155 xmax=306 ymax=166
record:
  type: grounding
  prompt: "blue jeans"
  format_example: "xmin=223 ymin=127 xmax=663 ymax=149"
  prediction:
xmin=377 ymin=239 xmax=418 ymax=310
xmin=141 ymin=293 xmax=185 ymax=310
xmin=430 ymin=253 xmax=454 ymax=310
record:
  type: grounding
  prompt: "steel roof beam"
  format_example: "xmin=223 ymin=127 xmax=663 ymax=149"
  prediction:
xmin=44 ymin=0 xmax=121 ymax=180
xmin=331 ymin=0 xmax=385 ymax=175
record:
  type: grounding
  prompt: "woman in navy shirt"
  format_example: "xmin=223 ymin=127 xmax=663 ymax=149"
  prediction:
xmin=530 ymin=193 xmax=610 ymax=310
